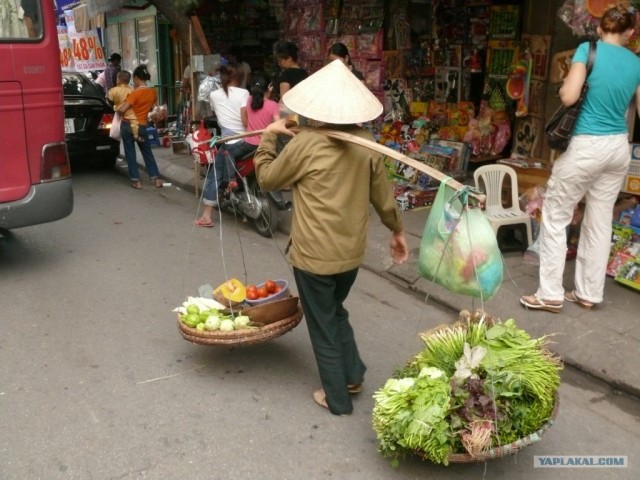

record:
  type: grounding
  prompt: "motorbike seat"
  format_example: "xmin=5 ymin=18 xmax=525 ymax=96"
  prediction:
xmin=237 ymin=148 xmax=257 ymax=161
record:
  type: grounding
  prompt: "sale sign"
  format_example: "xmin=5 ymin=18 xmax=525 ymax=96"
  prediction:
xmin=58 ymin=30 xmax=75 ymax=71
xmin=70 ymin=30 xmax=106 ymax=72
xmin=58 ymin=26 xmax=106 ymax=72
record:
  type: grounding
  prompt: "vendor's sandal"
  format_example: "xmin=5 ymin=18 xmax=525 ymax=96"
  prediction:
xmin=312 ymin=389 xmax=350 ymax=416
xmin=194 ymin=218 xmax=214 ymax=228
xmin=131 ymin=181 xmax=142 ymax=190
xmin=348 ymin=384 xmax=363 ymax=394
xmin=154 ymin=178 xmax=164 ymax=188
xmin=564 ymin=291 xmax=594 ymax=309
xmin=519 ymin=294 xmax=563 ymax=313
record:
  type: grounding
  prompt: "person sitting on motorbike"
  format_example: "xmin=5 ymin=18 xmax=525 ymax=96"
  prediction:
xmin=195 ymin=61 xmax=253 ymax=227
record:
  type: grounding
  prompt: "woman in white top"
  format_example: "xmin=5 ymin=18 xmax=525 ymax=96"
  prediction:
xmin=195 ymin=62 xmax=254 ymax=227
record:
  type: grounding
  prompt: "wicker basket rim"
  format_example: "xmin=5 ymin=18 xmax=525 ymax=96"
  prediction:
xmin=176 ymin=306 xmax=303 ymax=346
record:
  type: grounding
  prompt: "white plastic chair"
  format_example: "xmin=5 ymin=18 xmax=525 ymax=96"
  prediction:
xmin=474 ymin=164 xmax=533 ymax=247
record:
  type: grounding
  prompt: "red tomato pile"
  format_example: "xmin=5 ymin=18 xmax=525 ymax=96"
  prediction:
xmin=246 ymin=280 xmax=282 ymax=300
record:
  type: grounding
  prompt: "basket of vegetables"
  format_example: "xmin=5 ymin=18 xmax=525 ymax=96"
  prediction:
xmin=372 ymin=310 xmax=562 ymax=466
xmin=174 ymin=296 xmax=303 ymax=346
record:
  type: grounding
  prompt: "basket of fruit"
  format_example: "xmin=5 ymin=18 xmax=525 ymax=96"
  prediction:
xmin=173 ymin=279 xmax=303 ymax=346
xmin=372 ymin=310 xmax=562 ymax=466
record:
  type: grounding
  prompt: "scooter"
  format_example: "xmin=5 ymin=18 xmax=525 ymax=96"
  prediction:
xmin=198 ymin=147 xmax=290 ymax=238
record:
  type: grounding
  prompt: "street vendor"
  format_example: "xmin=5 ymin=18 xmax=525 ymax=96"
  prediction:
xmin=254 ymin=59 xmax=409 ymax=416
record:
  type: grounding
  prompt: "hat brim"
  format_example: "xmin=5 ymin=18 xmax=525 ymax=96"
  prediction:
xmin=282 ymin=59 xmax=383 ymax=124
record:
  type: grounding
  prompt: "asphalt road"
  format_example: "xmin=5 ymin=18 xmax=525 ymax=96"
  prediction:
xmin=0 ymin=166 xmax=638 ymax=480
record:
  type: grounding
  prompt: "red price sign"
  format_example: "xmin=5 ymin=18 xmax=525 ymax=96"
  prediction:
xmin=69 ymin=31 xmax=106 ymax=72
xmin=58 ymin=32 xmax=74 ymax=70
xmin=60 ymin=47 xmax=73 ymax=68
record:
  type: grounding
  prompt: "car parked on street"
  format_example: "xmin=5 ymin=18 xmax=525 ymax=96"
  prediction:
xmin=62 ymin=71 xmax=119 ymax=168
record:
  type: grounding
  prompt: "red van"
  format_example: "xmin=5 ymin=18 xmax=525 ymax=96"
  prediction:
xmin=0 ymin=0 xmax=73 ymax=231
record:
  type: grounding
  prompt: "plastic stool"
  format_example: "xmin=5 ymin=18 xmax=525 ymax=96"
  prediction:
xmin=146 ymin=127 xmax=161 ymax=147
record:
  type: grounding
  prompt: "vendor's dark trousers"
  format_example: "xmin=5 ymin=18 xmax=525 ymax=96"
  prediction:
xmin=293 ymin=267 xmax=366 ymax=415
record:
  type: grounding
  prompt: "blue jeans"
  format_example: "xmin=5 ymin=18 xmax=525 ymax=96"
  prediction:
xmin=202 ymin=140 xmax=256 ymax=206
xmin=121 ymin=122 xmax=160 ymax=181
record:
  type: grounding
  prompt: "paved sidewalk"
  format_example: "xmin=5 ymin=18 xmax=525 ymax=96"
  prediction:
xmin=118 ymin=144 xmax=640 ymax=397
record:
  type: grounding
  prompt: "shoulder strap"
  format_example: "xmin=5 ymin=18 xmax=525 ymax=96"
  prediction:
xmin=586 ymin=40 xmax=597 ymax=77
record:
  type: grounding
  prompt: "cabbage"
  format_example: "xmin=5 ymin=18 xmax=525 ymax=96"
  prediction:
xmin=234 ymin=314 xmax=251 ymax=328
xmin=204 ymin=314 xmax=221 ymax=331
xmin=219 ymin=319 xmax=235 ymax=332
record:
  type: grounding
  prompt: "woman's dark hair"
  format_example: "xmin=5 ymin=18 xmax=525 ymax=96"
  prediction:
xmin=249 ymin=73 xmax=271 ymax=110
xmin=328 ymin=42 xmax=352 ymax=66
xmin=274 ymin=41 xmax=299 ymax=62
xmin=600 ymin=4 xmax=635 ymax=34
xmin=132 ymin=65 xmax=151 ymax=82
xmin=219 ymin=61 xmax=244 ymax=95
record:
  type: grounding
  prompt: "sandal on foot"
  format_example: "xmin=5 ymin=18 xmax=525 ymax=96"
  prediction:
xmin=194 ymin=218 xmax=214 ymax=228
xmin=564 ymin=291 xmax=594 ymax=309
xmin=520 ymin=294 xmax=562 ymax=313
xmin=347 ymin=383 xmax=363 ymax=394
xmin=154 ymin=178 xmax=164 ymax=188
xmin=312 ymin=389 xmax=350 ymax=416
xmin=131 ymin=181 xmax=142 ymax=190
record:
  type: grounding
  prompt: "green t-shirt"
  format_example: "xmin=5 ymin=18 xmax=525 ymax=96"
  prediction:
xmin=573 ymin=40 xmax=640 ymax=135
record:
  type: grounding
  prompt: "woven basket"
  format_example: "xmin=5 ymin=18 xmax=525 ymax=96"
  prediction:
xmin=177 ymin=305 xmax=303 ymax=346
xmin=441 ymin=393 xmax=560 ymax=463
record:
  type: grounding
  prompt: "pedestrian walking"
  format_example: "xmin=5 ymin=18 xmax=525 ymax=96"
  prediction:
xmin=254 ymin=59 xmax=409 ymax=416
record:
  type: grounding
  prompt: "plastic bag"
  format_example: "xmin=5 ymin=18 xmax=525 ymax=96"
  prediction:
xmin=149 ymin=104 xmax=167 ymax=125
xmin=418 ymin=181 xmax=504 ymax=299
xmin=190 ymin=121 xmax=217 ymax=165
xmin=109 ymin=114 xmax=121 ymax=140
xmin=198 ymin=75 xmax=221 ymax=102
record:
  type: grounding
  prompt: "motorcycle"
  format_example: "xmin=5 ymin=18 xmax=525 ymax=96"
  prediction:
xmin=193 ymin=141 xmax=290 ymax=238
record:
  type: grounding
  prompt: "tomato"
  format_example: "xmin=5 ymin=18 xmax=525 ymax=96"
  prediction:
xmin=257 ymin=286 xmax=269 ymax=298
xmin=246 ymin=290 xmax=258 ymax=300
xmin=246 ymin=284 xmax=257 ymax=292
xmin=273 ymin=286 xmax=282 ymax=293
xmin=265 ymin=280 xmax=277 ymax=293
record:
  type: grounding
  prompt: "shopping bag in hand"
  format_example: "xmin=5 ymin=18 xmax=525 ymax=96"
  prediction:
xmin=109 ymin=114 xmax=121 ymax=140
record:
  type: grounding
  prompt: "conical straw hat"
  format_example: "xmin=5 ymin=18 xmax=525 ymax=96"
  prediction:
xmin=282 ymin=59 xmax=382 ymax=124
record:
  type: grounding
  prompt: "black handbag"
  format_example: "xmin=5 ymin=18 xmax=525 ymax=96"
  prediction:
xmin=544 ymin=41 xmax=597 ymax=152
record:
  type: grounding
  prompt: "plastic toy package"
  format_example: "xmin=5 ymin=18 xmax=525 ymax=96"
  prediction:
xmin=297 ymin=8 xmax=323 ymax=32
xmin=299 ymin=35 xmax=324 ymax=59
xmin=357 ymin=32 xmax=383 ymax=58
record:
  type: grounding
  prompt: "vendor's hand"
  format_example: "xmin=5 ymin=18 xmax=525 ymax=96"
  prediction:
xmin=265 ymin=118 xmax=296 ymax=137
xmin=390 ymin=231 xmax=409 ymax=264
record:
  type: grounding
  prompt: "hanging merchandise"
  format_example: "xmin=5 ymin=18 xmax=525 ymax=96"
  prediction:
xmin=506 ymin=49 xmax=532 ymax=117
xmin=418 ymin=181 xmax=504 ymax=300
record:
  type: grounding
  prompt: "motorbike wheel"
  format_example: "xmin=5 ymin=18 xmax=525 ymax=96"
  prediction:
xmin=249 ymin=178 xmax=279 ymax=237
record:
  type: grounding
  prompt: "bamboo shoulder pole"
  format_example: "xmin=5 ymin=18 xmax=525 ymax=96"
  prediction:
xmin=211 ymin=127 xmax=474 ymax=196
